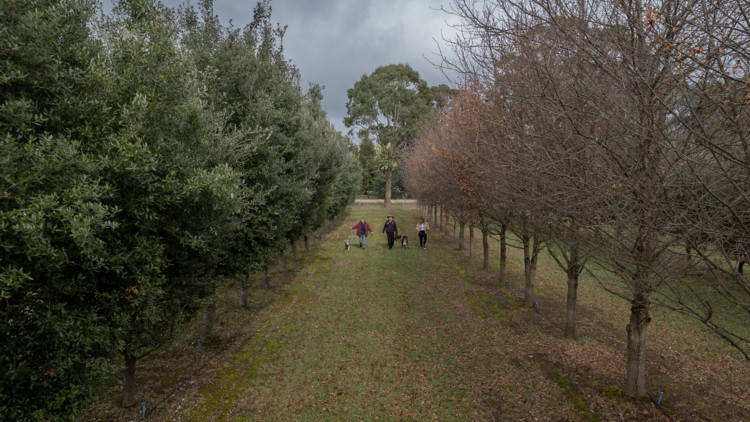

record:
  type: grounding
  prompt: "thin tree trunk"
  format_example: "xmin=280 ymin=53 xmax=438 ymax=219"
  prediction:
xmin=564 ymin=248 xmax=580 ymax=339
xmin=564 ymin=270 xmax=580 ymax=339
xmin=304 ymin=235 xmax=309 ymax=252
xmin=384 ymin=166 xmax=392 ymax=208
xmin=530 ymin=235 xmax=541 ymax=287
xmin=482 ymin=227 xmax=489 ymax=270
xmin=439 ymin=207 xmax=443 ymax=232
xmin=469 ymin=225 xmax=474 ymax=258
xmin=240 ymin=271 xmax=250 ymax=307
xmin=433 ymin=205 xmax=437 ymax=228
xmin=262 ymin=263 xmax=268 ymax=288
xmin=200 ymin=301 xmax=216 ymax=339
xmin=523 ymin=219 xmax=533 ymax=307
xmin=121 ymin=354 xmax=137 ymax=407
xmin=278 ymin=251 xmax=286 ymax=275
xmin=459 ymin=222 xmax=465 ymax=251
xmin=292 ymin=242 xmax=297 ymax=263
xmin=453 ymin=218 xmax=456 ymax=238
xmin=625 ymin=291 xmax=651 ymax=397
xmin=499 ymin=223 xmax=507 ymax=284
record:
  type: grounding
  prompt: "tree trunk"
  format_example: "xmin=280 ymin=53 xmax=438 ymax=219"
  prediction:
xmin=262 ymin=263 xmax=269 ymax=288
xmin=564 ymin=270 xmax=579 ymax=339
xmin=482 ymin=227 xmax=489 ymax=270
xmin=469 ymin=225 xmax=474 ymax=258
xmin=121 ymin=354 xmax=137 ymax=407
xmin=523 ymin=221 xmax=534 ymax=307
xmin=459 ymin=222 xmax=465 ymax=251
xmin=200 ymin=300 xmax=216 ymax=339
xmin=530 ymin=235 xmax=541 ymax=288
xmin=292 ymin=242 xmax=297 ymax=263
xmin=625 ymin=293 xmax=651 ymax=397
xmin=240 ymin=271 xmax=250 ymax=307
xmin=439 ymin=207 xmax=443 ymax=232
xmin=384 ymin=165 xmax=392 ymax=208
xmin=499 ymin=223 xmax=507 ymax=284
xmin=433 ymin=205 xmax=437 ymax=228
xmin=453 ymin=218 xmax=456 ymax=238
xmin=304 ymin=235 xmax=309 ymax=252
xmin=278 ymin=251 xmax=286 ymax=275
xmin=564 ymin=249 xmax=580 ymax=339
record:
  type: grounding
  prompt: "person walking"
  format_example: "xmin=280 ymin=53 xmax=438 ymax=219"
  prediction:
xmin=350 ymin=217 xmax=373 ymax=249
xmin=382 ymin=215 xmax=398 ymax=250
xmin=416 ymin=217 xmax=429 ymax=249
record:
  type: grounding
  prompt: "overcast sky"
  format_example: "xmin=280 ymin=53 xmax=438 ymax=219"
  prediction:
xmin=103 ymin=0 xmax=459 ymax=137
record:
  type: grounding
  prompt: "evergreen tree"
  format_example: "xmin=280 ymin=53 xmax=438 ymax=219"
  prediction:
xmin=358 ymin=135 xmax=377 ymax=194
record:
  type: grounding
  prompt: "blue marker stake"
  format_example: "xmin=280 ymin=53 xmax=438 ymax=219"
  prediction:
xmin=142 ymin=401 xmax=146 ymax=420
xmin=265 ymin=284 xmax=268 ymax=291
xmin=251 ymin=301 xmax=254 ymax=311
xmin=283 ymin=268 xmax=286 ymax=276
xmin=305 ymin=248 xmax=308 ymax=253
xmin=585 ymin=336 xmax=588 ymax=344
xmin=197 ymin=338 xmax=201 ymax=351
xmin=510 ymin=281 xmax=512 ymax=289
xmin=534 ymin=302 xmax=539 ymax=312
xmin=658 ymin=389 xmax=663 ymax=405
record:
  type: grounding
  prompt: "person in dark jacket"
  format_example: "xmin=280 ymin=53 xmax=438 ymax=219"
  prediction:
xmin=382 ymin=215 xmax=398 ymax=250
xmin=350 ymin=218 xmax=373 ymax=249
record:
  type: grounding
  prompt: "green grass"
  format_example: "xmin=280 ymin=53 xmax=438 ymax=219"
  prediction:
xmin=86 ymin=207 xmax=750 ymax=421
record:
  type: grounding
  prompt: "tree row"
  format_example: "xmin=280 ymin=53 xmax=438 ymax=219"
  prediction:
xmin=405 ymin=0 xmax=750 ymax=398
xmin=0 ymin=0 xmax=360 ymax=419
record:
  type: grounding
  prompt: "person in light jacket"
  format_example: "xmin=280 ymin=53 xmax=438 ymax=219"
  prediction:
xmin=351 ymin=218 xmax=373 ymax=249
xmin=416 ymin=217 xmax=430 ymax=249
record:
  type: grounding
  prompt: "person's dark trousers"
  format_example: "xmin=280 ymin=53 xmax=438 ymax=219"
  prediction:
xmin=387 ymin=232 xmax=395 ymax=249
xmin=419 ymin=230 xmax=426 ymax=247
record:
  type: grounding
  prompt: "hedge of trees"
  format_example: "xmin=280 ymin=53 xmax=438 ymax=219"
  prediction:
xmin=0 ymin=0 xmax=360 ymax=419
xmin=406 ymin=0 xmax=750 ymax=399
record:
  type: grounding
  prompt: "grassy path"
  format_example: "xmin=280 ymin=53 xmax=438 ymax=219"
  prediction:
xmin=109 ymin=207 xmax=749 ymax=422
xmin=183 ymin=208 xmax=571 ymax=421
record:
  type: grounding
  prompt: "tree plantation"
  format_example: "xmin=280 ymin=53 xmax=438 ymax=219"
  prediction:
xmin=406 ymin=0 xmax=750 ymax=401
xmin=1 ymin=0 xmax=359 ymax=419
xmin=3 ymin=0 xmax=750 ymax=421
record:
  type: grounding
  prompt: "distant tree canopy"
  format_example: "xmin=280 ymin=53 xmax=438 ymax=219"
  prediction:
xmin=344 ymin=64 xmax=436 ymax=206
xmin=0 ymin=0 xmax=360 ymax=419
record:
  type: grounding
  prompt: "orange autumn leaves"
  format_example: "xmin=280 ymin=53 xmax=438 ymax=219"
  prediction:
xmin=405 ymin=86 xmax=510 ymax=218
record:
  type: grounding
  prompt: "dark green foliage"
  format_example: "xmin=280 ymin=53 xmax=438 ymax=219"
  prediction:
xmin=344 ymin=64 xmax=435 ymax=203
xmin=179 ymin=0 xmax=360 ymax=274
xmin=358 ymin=135 xmax=377 ymax=194
xmin=0 ymin=0 xmax=116 ymax=418
xmin=0 ymin=0 xmax=360 ymax=419
xmin=372 ymin=165 xmax=406 ymax=199
xmin=431 ymin=84 xmax=459 ymax=109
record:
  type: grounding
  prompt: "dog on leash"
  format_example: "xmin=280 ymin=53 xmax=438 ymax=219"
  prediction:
xmin=401 ymin=236 xmax=408 ymax=249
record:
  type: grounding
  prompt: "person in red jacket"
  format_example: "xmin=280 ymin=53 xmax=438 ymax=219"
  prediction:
xmin=351 ymin=217 xmax=374 ymax=249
